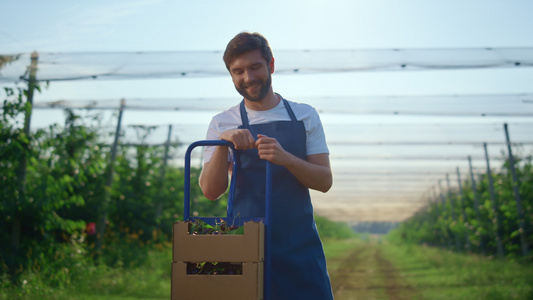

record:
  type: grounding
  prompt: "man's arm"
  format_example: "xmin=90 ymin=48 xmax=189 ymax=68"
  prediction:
xmin=199 ymin=146 xmax=230 ymax=200
xmin=199 ymin=128 xmax=256 ymax=200
xmin=256 ymin=134 xmax=332 ymax=192
xmin=285 ymin=152 xmax=332 ymax=193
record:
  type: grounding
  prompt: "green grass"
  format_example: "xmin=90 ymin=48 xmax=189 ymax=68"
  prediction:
xmin=322 ymin=237 xmax=363 ymax=271
xmin=324 ymin=236 xmax=533 ymax=300
xmin=381 ymin=240 xmax=533 ymax=300
xmin=3 ymin=236 xmax=532 ymax=299
xmin=1 ymin=238 xmax=357 ymax=300
xmin=1 ymin=248 xmax=172 ymax=300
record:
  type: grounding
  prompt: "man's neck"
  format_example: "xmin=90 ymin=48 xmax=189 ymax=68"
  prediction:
xmin=244 ymin=89 xmax=280 ymax=111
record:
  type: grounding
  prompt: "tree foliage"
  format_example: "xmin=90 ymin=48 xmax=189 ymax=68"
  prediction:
xmin=0 ymin=87 xmax=224 ymax=283
xmin=390 ymin=154 xmax=533 ymax=261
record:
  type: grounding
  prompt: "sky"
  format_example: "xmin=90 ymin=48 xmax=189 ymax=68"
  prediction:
xmin=4 ymin=0 xmax=533 ymax=52
xmin=2 ymin=0 xmax=533 ymax=222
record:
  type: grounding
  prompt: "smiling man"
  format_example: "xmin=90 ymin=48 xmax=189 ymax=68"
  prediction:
xmin=199 ymin=32 xmax=333 ymax=299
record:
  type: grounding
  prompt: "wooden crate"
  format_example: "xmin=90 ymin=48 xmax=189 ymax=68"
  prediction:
xmin=171 ymin=221 xmax=264 ymax=300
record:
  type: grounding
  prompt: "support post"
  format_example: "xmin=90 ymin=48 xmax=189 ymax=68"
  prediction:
xmin=438 ymin=180 xmax=452 ymax=250
xmin=456 ymin=167 xmax=471 ymax=252
xmin=11 ymin=51 xmax=39 ymax=251
xmin=446 ymin=174 xmax=461 ymax=251
xmin=432 ymin=186 xmax=445 ymax=248
xmin=95 ymin=99 xmax=125 ymax=261
xmin=503 ymin=123 xmax=528 ymax=257
xmin=156 ymin=124 xmax=173 ymax=220
xmin=468 ymin=156 xmax=486 ymax=255
xmin=483 ymin=143 xmax=504 ymax=259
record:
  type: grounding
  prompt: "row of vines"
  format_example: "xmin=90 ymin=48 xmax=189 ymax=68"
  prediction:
xmin=0 ymin=86 xmax=228 ymax=286
xmin=392 ymin=151 xmax=533 ymax=261
xmin=1 ymin=85 xmax=355 ymax=291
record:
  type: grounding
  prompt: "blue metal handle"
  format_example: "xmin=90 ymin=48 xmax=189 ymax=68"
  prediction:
xmin=183 ymin=140 xmax=271 ymax=300
xmin=183 ymin=140 xmax=239 ymax=223
xmin=264 ymin=161 xmax=272 ymax=300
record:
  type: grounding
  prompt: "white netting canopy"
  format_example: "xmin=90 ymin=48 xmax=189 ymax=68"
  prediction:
xmin=1 ymin=47 xmax=533 ymax=82
xmin=2 ymin=48 xmax=533 ymax=222
xmin=32 ymin=94 xmax=533 ymax=117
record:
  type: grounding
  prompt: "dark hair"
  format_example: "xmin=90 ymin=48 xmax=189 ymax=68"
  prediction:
xmin=223 ymin=32 xmax=273 ymax=70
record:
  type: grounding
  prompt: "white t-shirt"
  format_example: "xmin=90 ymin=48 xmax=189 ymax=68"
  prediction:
xmin=203 ymin=98 xmax=329 ymax=163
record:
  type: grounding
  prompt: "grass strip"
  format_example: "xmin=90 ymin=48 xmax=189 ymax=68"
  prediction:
xmin=381 ymin=240 xmax=533 ymax=300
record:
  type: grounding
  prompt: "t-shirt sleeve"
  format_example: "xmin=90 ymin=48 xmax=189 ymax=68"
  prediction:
xmin=305 ymin=107 xmax=330 ymax=156
xmin=203 ymin=115 xmax=234 ymax=164
xmin=203 ymin=117 xmax=221 ymax=164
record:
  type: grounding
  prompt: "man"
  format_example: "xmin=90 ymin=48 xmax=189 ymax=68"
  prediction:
xmin=199 ymin=32 xmax=334 ymax=300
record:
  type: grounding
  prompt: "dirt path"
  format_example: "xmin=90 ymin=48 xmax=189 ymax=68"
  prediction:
xmin=329 ymin=241 xmax=420 ymax=300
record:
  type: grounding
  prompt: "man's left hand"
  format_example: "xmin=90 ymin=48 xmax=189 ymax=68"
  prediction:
xmin=255 ymin=134 xmax=293 ymax=166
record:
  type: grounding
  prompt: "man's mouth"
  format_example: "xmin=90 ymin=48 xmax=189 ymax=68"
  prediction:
xmin=244 ymin=81 xmax=261 ymax=91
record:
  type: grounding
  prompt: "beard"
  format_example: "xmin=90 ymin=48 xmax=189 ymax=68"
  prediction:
xmin=235 ymin=73 xmax=272 ymax=102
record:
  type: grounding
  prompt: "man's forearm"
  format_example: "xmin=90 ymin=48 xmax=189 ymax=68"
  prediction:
xmin=199 ymin=146 xmax=231 ymax=200
xmin=283 ymin=153 xmax=332 ymax=193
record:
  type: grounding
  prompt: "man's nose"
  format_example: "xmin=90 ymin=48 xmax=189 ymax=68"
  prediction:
xmin=244 ymin=69 xmax=255 ymax=82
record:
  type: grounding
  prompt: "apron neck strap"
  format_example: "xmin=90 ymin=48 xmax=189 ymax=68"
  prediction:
xmin=239 ymin=94 xmax=297 ymax=128
xmin=239 ymin=100 xmax=250 ymax=128
xmin=281 ymin=96 xmax=298 ymax=122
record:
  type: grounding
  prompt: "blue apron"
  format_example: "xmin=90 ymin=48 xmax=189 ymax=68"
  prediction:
xmin=233 ymin=96 xmax=334 ymax=300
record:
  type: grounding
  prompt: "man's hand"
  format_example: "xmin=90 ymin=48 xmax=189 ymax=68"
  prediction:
xmin=200 ymin=128 xmax=254 ymax=200
xmin=255 ymin=134 xmax=332 ymax=193
xmin=220 ymin=129 xmax=256 ymax=150
xmin=255 ymin=134 xmax=292 ymax=166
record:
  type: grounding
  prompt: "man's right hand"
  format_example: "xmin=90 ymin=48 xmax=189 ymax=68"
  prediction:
xmin=200 ymin=128 xmax=254 ymax=200
xmin=220 ymin=129 xmax=256 ymax=150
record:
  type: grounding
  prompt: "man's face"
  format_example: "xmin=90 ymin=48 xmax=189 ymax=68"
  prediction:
xmin=228 ymin=49 xmax=273 ymax=102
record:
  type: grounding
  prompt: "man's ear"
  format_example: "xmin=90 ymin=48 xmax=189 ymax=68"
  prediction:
xmin=269 ymin=57 xmax=275 ymax=74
